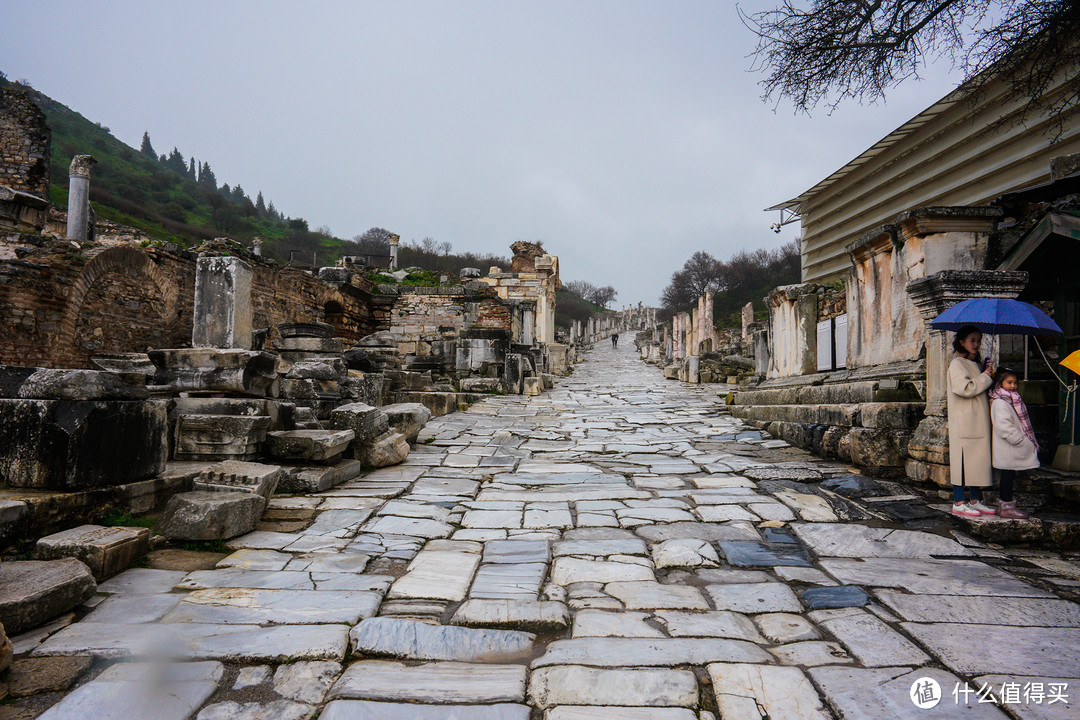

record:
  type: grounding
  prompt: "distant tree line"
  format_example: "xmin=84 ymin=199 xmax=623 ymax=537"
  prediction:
xmin=563 ymin=280 xmax=617 ymax=309
xmin=660 ymin=242 xmax=800 ymax=327
xmin=139 ymin=132 xmax=286 ymax=226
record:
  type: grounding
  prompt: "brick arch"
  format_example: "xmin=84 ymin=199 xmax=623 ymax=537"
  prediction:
xmin=59 ymin=246 xmax=180 ymax=357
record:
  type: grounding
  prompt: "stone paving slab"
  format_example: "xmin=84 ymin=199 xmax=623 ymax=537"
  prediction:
xmin=901 ymin=623 xmax=1080 ymax=676
xmin=875 ymin=590 xmax=1080 ymax=626
xmin=37 ymin=661 xmax=224 ymax=720
xmin=161 ymin=589 xmax=381 ymax=625
xmin=81 ymin=593 xmax=182 ymax=623
xmin=34 ymin=622 xmax=349 ymax=661
xmin=528 ymin=665 xmax=698 ymax=707
xmin=820 ymin=557 xmax=1055 ymax=597
xmin=705 ymin=582 xmax=803 ymax=612
xmin=544 ymin=708 xmax=696 ymax=720
xmin=321 ymin=700 xmax=532 ymax=720
xmin=809 ymin=666 xmax=1011 ymax=718
xmin=531 ymin=637 xmax=772 ymax=667
xmin=329 ymin=660 xmax=526 ymax=703
xmin=708 ymin=662 xmax=830 ymax=720
xmin=793 ymin=523 xmax=976 ymax=558
xmin=389 ymin=543 xmax=482 ymax=601
xmin=350 ymin=617 xmax=535 ymax=662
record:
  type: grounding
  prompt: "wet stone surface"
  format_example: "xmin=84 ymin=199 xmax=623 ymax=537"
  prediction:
xmin=8 ymin=340 xmax=1080 ymax=718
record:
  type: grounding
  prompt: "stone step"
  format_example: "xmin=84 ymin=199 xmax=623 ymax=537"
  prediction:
xmin=35 ymin=525 xmax=149 ymax=580
xmin=1051 ymin=479 xmax=1080 ymax=503
xmin=733 ymin=379 xmax=922 ymax=406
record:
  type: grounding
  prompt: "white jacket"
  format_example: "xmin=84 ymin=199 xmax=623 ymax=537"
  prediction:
xmin=990 ymin=397 xmax=1039 ymax=470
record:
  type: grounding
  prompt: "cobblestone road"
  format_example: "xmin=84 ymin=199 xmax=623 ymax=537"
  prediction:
xmin=15 ymin=341 xmax=1080 ymax=719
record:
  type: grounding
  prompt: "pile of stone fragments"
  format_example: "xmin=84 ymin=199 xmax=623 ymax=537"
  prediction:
xmin=0 ymin=256 xmax=434 ymax=669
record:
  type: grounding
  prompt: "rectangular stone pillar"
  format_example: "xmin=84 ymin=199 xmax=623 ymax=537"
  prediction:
xmin=194 ymin=256 xmax=254 ymax=349
xmin=741 ymin=302 xmax=754 ymax=339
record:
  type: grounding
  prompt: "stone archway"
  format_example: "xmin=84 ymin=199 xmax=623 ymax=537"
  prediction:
xmin=59 ymin=246 xmax=181 ymax=364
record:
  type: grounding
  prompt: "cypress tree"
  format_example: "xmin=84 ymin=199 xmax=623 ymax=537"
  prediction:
xmin=255 ymin=191 xmax=266 ymax=216
xmin=188 ymin=157 xmax=196 ymax=179
xmin=140 ymin=132 xmax=156 ymax=159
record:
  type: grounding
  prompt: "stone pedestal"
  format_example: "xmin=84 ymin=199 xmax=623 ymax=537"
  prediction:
xmin=193 ymin=256 xmax=253 ymax=349
xmin=906 ymin=269 xmax=1028 ymax=486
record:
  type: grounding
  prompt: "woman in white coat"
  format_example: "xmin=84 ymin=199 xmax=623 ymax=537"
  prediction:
xmin=946 ymin=325 xmax=996 ymax=517
xmin=989 ymin=368 xmax=1035 ymax=519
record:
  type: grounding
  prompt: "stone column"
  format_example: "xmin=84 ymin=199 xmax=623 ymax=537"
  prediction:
xmin=252 ymin=237 xmax=263 ymax=257
xmin=906 ymin=269 xmax=1028 ymax=485
xmin=66 ymin=155 xmax=97 ymax=242
xmin=193 ymin=256 xmax=255 ymax=349
xmin=388 ymin=233 xmax=401 ymax=269
xmin=741 ymin=302 xmax=754 ymax=339
xmin=703 ymin=291 xmax=715 ymax=352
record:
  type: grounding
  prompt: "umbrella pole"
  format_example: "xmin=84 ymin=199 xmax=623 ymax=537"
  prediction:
xmin=1024 ymin=336 xmax=1029 ymax=381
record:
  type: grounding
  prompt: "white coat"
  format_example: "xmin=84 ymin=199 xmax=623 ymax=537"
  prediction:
xmin=990 ymin=397 xmax=1040 ymax=470
xmin=946 ymin=356 xmax=993 ymax=487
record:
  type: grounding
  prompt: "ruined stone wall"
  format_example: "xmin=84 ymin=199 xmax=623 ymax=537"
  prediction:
xmin=479 ymin=250 xmax=559 ymax=344
xmin=0 ymin=83 xmax=50 ymax=199
xmin=386 ymin=288 xmax=511 ymax=355
xmin=0 ymin=240 xmax=380 ymax=369
xmin=766 ymin=283 xmax=818 ymax=379
xmin=817 ymin=284 xmax=846 ymax=321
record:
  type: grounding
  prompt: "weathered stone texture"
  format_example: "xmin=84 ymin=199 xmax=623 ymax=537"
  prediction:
xmin=0 ymin=398 xmax=167 ymax=489
xmin=0 ymin=81 xmax=50 ymax=200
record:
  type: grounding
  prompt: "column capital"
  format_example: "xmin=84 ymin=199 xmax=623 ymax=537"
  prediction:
xmin=907 ymin=270 xmax=1028 ymax=321
xmin=69 ymin=154 xmax=97 ymax=178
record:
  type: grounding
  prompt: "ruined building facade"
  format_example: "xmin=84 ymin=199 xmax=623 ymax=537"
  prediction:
xmin=646 ymin=64 xmax=1080 ymax=510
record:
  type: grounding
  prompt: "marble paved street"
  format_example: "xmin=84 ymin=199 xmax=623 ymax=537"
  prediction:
xmin=13 ymin=342 xmax=1080 ymax=719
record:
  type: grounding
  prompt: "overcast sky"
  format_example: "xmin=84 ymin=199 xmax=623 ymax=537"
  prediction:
xmin=1 ymin=1 xmax=962 ymax=306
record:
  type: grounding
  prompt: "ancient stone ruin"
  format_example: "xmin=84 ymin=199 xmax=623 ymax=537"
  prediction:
xmin=0 ymin=95 xmax=643 ymax=671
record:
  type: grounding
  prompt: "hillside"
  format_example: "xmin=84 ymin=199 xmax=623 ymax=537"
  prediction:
xmin=4 ymin=76 xmax=350 ymax=263
xmin=7 ymin=78 xmax=607 ymax=322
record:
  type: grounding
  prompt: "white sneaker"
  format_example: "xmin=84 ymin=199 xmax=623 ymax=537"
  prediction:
xmin=968 ymin=501 xmax=997 ymax=516
xmin=951 ymin=502 xmax=982 ymax=518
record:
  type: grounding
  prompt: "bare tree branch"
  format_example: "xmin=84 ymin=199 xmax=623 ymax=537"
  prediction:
xmin=742 ymin=0 xmax=1080 ymax=134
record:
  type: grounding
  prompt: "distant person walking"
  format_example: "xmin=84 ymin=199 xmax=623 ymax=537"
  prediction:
xmin=612 ymin=333 xmax=619 ymax=348
xmin=946 ymin=325 xmax=996 ymax=517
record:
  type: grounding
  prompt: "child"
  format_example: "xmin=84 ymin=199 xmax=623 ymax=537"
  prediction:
xmin=989 ymin=368 xmax=1036 ymax=519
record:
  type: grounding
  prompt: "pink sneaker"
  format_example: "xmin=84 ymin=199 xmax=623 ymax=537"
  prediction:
xmin=951 ymin=502 xmax=982 ymax=518
xmin=998 ymin=500 xmax=1030 ymax=520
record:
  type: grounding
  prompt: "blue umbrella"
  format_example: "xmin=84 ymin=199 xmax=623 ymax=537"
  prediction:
xmin=931 ymin=298 xmax=1062 ymax=336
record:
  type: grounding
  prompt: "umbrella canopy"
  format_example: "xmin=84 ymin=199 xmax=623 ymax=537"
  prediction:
xmin=1062 ymin=349 xmax=1080 ymax=377
xmin=931 ymin=298 xmax=1063 ymax=336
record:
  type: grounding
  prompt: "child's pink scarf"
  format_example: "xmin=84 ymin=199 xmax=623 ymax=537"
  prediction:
xmin=989 ymin=386 xmax=1039 ymax=449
